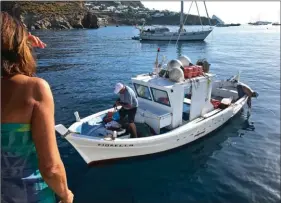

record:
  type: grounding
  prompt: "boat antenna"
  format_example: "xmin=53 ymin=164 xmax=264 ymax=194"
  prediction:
xmin=179 ymin=0 xmax=184 ymax=32
xmin=154 ymin=48 xmax=160 ymax=74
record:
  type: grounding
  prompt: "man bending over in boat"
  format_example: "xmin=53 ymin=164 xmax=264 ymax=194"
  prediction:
xmin=113 ymin=83 xmax=138 ymax=138
xmin=234 ymin=80 xmax=259 ymax=109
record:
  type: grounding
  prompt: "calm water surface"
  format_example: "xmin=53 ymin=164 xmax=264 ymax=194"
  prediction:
xmin=33 ymin=25 xmax=280 ymax=203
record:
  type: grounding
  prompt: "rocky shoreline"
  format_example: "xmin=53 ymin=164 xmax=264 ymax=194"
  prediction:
xmin=1 ymin=1 xmax=218 ymax=30
xmin=1 ymin=2 xmax=99 ymax=30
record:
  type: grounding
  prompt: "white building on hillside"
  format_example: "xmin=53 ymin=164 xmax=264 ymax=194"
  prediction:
xmin=107 ymin=6 xmax=116 ymax=12
xmin=117 ymin=5 xmax=128 ymax=10
xmin=152 ymin=13 xmax=164 ymax=17
xmin=92 ymin=6 xmax=101 ymax=10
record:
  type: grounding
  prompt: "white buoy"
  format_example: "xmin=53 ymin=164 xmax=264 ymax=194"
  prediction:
xmin=74 ymin=111 xmax=81 ymax=122
xmin=113 ymin=131 xmax=117 ymax=139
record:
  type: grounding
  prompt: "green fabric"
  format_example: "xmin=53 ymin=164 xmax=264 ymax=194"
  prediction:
xmin=1 ymin=123 xmax=56 ymax=203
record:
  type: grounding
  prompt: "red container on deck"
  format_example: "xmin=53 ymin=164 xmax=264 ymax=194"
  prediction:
xmin=197 ymin=65 xmax=203 ymax=76
xmin=192 ymin=66 xmax=198 ymax=77
xmin=183 ymin=66 xmax=193 ymax=79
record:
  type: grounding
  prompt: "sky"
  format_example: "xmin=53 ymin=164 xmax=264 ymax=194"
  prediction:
xmin=141 ymin=1 xmax=280 ymax=24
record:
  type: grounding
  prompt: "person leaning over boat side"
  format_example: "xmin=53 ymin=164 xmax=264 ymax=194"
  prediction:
xmin=1 ymin=12 xmax=73 ymax=203
xmin=113 ymin=83 xmax=138 ymax=138
xmin=233 ymin=80 xmax=259 ymax=109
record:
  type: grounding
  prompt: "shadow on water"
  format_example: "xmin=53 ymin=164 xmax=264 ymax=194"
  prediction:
xmin=139 ymin=40 xmax=207 ymax=47
xmin=37 ymin=64 xmax=80 ymax=73
xmin=139 ymin=40 xmax=207 ymax=58
xmin=65 ymin=112 xmax=254 ymax=203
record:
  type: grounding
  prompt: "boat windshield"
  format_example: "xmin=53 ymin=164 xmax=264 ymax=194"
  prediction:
xmin=151 ymin=87 xmax=170 ymax=106
xmin=143 ymin=27 xmax=170 ymax=34
xmin=133 ymin=83 xmax=152 ymax=100
xmin=155 ymin=27 xmax=170 ymax=33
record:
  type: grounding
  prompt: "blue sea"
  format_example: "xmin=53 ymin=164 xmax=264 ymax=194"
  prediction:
xmin=33 ymin=25 xmax=280 ymax=203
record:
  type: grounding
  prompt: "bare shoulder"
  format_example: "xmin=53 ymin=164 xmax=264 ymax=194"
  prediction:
xmin=29 ymin=77 xmax=53 ymax=102
xmin=30 ymin=77 xmax=51 ymax=90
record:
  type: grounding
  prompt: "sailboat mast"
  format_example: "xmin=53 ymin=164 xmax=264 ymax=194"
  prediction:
xmin=179 ymin=1 xmax=184 ymax=31
xmin=203 ymin=1 xmax=211 ymax=26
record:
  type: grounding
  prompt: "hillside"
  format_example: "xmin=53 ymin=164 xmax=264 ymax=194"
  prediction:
xmin=1 ymin=1 xmax=217 ymax=29
xmin=146 ymin=14 xmax=217 ymax=26
xmin=1 ymin=2 xmax=85 ymax=17
xmin=1 ymin=1 xmax=99 ymax=29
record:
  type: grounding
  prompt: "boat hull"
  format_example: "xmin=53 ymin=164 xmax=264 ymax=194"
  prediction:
xmin=65 ymin=96 xmax=247 ymax=165
xmin=139 ymin=29 xmax=212 ymax=41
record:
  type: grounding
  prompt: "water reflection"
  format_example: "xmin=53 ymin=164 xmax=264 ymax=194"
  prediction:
xmin=138 ymin=40 xmax=207 ymax=58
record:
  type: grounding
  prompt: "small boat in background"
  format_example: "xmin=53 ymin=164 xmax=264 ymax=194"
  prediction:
xmin=132 ymin=36 xmax=140 ymax=40
xmin=216 ymin=23 xmax=240 ymax=27
xmin=248 ymin=21 xmax=272 ymax=25
xmin=134 ymin=1 xmax=213 ymax=41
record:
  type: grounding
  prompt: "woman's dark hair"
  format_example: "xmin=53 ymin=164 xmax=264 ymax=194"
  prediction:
xmin=1 ymin=11 xmax=36 ymax=77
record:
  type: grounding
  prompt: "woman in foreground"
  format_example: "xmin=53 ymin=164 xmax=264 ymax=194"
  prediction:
xmin=1 ymin=12 xmax=73 ymax=203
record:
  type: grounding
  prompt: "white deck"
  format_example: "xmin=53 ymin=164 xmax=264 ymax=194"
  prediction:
xmin=132 ymin=73 xmax=215 ymax=88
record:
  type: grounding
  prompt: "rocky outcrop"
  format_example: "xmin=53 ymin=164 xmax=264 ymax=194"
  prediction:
xmin=212 ymin=15 xmax=224 ymax=25
xmin=67 ymin=12 xmax=85 ymax=29
xmin=82 ymin=12 xmax=99 ymax=29
xmin=1 ymin=1 xmax=99 ymax=30
xmin=31 ymin=16 xmax=72 ymax=29
xmin=1 ymin=1 xmax=218 ymax=29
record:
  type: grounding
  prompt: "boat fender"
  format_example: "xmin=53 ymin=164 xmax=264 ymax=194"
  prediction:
xmin=74 ymin=111 xmax=81 ymax=122
xmin=113 ymin=131 xmax=117 ymax=139
xmin=55 ymin=124 xmax=80 ymax=138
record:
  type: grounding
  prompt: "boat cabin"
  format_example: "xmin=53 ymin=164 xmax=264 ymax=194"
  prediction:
xmin=143 ymin=27 xmax=170 ymax=34
xmin=131 ymin=73 xmax=215 ymax=134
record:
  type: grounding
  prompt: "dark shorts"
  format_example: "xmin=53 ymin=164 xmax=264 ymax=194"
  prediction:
xmin=237 ymin=85 xmax=245 ymax=99
xmin=119 ymin=107 xmax=137 ymax=123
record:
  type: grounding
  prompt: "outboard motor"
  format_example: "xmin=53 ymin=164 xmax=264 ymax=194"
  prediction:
xmin=196 ymin=59 xmax=210 ymax=73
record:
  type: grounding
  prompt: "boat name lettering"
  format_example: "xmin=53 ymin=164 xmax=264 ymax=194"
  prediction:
xmin=98 ymin=144 xmax=134 ymax=147
xmin=194 ymin=131 xmax=205 ymax=137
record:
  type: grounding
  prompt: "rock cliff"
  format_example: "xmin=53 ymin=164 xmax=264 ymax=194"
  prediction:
xmin=1 ymin=1 xmax=99 ymax=29
xmin=1 ymin=1 xmax=217 ymax=29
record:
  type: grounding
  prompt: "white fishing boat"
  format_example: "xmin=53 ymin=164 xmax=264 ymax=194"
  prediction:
xmin=55 ymin=50 xmax=254 ymax=165
xmin=133 ymin=1 xmax=213 ymax=41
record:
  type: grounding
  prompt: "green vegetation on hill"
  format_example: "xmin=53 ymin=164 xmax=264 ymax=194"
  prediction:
xmin=1 ymin=1 xmax=85 ymax=16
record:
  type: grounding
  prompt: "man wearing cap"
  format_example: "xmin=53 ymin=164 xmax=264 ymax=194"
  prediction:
xmin=114 ymin=83 xmax=138 ymax=138
xmin=234 ymin=80 xmax=259 ymax=109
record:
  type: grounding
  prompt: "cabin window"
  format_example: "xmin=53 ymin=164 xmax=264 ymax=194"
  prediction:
xmin=151 ymin=88 xmax=170 ymax=106
xmin=134 ymin=83 xmax=152 ymax=100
